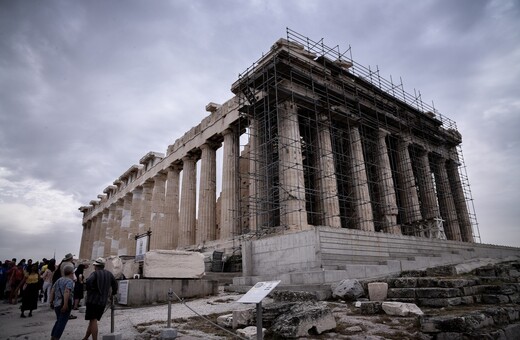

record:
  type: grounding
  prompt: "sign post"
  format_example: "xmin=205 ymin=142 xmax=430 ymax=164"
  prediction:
xmin=237 ymin=280 xmax=281 ymax=340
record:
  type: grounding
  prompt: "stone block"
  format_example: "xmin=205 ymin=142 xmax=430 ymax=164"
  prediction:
xmin=345 ymin=325 xmax=363 ymax=332
xmin=387 ymin=288 xmax=416 ymax=299
xmin=435 ymin=332 xmax=463 ymax=340
xmin=216 ymin=314 xmax=233 ymax=328
xmin=461 ymin=286 xmax=478 ymax=296
xmin=481 ymin=294 xmax=510 ymax=304
xmin=232 ymin=308 xmax=254 ymax=329
xmin=331 ymin=279 xmax=364 ymax=301
xmin=158 ymin=328 xmax=177 ymax=340
xmin=476 ymin=267 xmax=496 ymax=277
xmin=388 ymin=277 xmax=417 ymax=288
xmin=504 ymin=323 xmax=520 ymax=339
xmin=460 ymin=296 xmax=474 ymax=305
xmin=509 ymin=293 xmax=520 ymax=303
xmin=386 ymin=298 xmax=416 ymax=303
xmin=382 ymin=302 xmax=423 ymax=316
xmin=482 ymin=307 xmax=510 ymax=325
xmin=360 ymin=301 xmax=383 ymax=315
xmin=96 ymin=256 xmax=124 ymax=279
xmin=415 ymin=288 xmax=461 ymax=298
xmin=237 ymin=326 xmax=264 ymax=340
xmin=143 ymin=250 xmax=204 ymax=278
xmin=420 ymin=313 xmax=493 ymax=333
xmin=368 ymin=282 xmax=388 ymax=301
xmin=121 ymin=258 xmax=140 ymax=280
xmin=418 ymin=297 xmax=461 ymax=307
xmin=426 ymin=265 xmax=457 ymax=277
xmin=270 ymin=302 xmax=336 ymax=338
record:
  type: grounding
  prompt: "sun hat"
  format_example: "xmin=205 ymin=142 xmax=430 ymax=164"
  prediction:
xmin=93 ymin=257 xmax=106 ymax=266
xmin=62 ymin=253 xmax=73 ymax=261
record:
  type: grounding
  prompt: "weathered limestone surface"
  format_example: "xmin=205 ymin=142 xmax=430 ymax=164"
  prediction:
xmin=368 ymin=282 xmax=388 ymax=301
xmin=270 ymin=302 xmax=337 ymax=338
xmin=332 ymin=279 xmax=365 ymax=301
xmin=143 ymin=250 xmax=205 ymax=278
xmin=382 ymin=301 xmax=424 ymax=316
xmin=237 ymin=326 xmax=265 ymax=340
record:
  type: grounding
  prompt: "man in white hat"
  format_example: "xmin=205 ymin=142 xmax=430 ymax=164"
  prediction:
xmin=82 ymin=257 xmax=117 ymax=340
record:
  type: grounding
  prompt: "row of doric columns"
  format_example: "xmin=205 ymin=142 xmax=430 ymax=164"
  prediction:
xmin=79 ymin=126 xmax=241 ymax=260
xmin=244 ymin=100 xmax=473 ymax=243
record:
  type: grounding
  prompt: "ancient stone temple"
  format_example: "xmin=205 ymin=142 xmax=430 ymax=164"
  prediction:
xmin=79 ymin=30 xmax=512 ymax=285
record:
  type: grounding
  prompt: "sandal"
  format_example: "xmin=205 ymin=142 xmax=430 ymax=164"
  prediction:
xmin=69 ymin=314 xmax=77 ymax=319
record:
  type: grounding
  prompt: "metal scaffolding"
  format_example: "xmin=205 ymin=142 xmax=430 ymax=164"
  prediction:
xmin=233 ymin=28 xmax=479 ymax=243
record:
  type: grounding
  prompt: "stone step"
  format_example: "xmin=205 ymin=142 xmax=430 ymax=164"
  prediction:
xmin=204 ymin=271 xmax=243 ymax=285
xmin=420 ymin=305 xmax=520 ymax=338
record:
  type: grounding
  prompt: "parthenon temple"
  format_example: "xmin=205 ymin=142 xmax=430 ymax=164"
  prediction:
xmin=78 ymin=30 xmax=480 ymax=267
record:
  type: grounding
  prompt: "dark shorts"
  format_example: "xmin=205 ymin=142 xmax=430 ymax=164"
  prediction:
xmin=85 ymin=303 xmax=106 ymax=321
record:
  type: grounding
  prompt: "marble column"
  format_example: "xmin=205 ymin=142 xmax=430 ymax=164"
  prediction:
xmin=139 ymin=180 xmax=154 ymax=235
xmin=375 ymin=129 xmax=400 ymax=234
xmin=128 ymin=188 xmax=143 ymax=256
xmin=110 ymin=199 xmax=123 ymax=256
xmin=79 ymin=223 xmax=88 ymax=259
xmin=198 ymin=142 xmax=218 ymax=243
xmin=316 ymin=114 xmax=341 ymax=228
xmin=415 ymin=149 xmax=441 ymax=221
xmin=165 ymin=165 xmax=181 ymax=248
xmin=150 ymin=172 xmax=167 ymax=250
xmin=91 ymin=213 xmax=103 ymax=259
xmin=348 ymin=125 xmax=375 ymax=231
xmin=277 ymin=101 xmax=309 ymax=231
xmin=446 ymin=160 xmax=473 ymax=242
xmin=104 ymin=204 xmax=116 ymax=256
xmin=396 ymin=137 xmax=422 ymax=226
xmin=179 ymin=155 xmax=197 ymax=246
xmin=432 ymin=156 xmax=462 ymax=241
xmin=98 ymin=210 xmax=109 ymax=257
xmin=221 ymin=127 xmax=240 ymax=239
xmin=414 ymin=148 xmax=443 ymax=238
xmin=87 ymin=221 xmax=95 ymax=260
xmin=118 ymin=193 xmax=133 ymax=256
xmin=248 ymin=117 xmax=268 ymax=232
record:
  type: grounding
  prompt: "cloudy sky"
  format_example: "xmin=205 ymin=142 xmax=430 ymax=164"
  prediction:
xmin=1 ymin=0 xmax=519 ymax=262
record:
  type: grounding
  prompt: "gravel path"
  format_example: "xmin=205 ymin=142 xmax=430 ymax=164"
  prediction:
xmin=1 ymin=288 xmax=253 ymax=339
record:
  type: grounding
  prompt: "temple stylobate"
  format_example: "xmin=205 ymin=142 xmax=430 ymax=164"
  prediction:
xmin=78 ymin=30 xmax=479 ymax=261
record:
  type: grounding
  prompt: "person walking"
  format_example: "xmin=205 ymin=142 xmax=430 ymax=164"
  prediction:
xmin=41 ymin=259 xmax=56 ymax=304
xmin=8 ymin=261 xmax=24 ymax=304
xmin=18 ymin=263 xmax=40 ymax=317
xmin=73 ymin=263 xmax=87 ymax=310
xmin=49 ymin=264 xmax=74 ymax=340
xmin=82 ymin=258 xmax=118 ymax=340
xmin=52 ymin=253 xmax=77 ymax=319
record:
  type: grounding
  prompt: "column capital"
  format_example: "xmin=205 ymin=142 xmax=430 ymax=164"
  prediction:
xmin=181 ymin=153 xmax=198 ymax=163
xmin=397 ymin=135 xmax=413 ymax=146
xmin=169 ymin=165 xmax=182 ymax=173
xmin=200 ymin=140 xmax=221 ymax=151
xmin=431 ymin=153 xmax=446 ymax=165
xmin=153 ymin=172 xmax=167 ymax=181
xmin=378 ymin=128 xmax=391 ymax=138
xmin=221 ymin=125 xmax=238 ymax=137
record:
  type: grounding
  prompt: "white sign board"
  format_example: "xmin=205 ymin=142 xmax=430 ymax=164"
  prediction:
xmin=118 ymin=280 xmax=129 ymax=305
xmin=237 ymin=280 xmax=281 ymax=304
xmin=135 ymin=235 xmax=149 ymax=262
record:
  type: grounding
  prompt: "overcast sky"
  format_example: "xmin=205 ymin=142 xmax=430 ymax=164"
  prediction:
xmin=1 ymin=0 xmax=519 ymax=263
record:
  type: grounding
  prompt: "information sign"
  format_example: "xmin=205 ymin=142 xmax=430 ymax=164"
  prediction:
xmin=237 ymin=280 xmax=281 ymax=304
xmin=118 ymin=280 xmax=129 ymax=305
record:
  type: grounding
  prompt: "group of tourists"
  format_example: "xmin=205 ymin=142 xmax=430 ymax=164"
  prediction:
xmin=0 ymin=254 xmax=118 ymax=340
